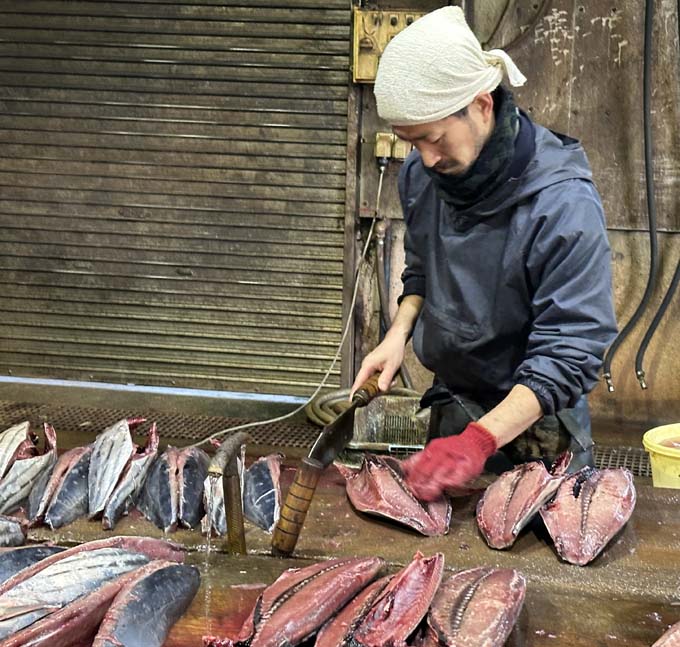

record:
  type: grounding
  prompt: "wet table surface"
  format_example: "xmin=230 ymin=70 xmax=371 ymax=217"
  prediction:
xmin=23 ymin=461 xmax=680 ymax=647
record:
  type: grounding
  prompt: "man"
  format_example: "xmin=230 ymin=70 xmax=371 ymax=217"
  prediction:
xmin=350 ymin=7 xmax=618 ymax=501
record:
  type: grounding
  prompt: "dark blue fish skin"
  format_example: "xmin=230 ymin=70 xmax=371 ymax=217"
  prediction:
xmin=243 ymin=456 xmax=281 ymax=533
xmin=0 ymin=546 xmax=65 ymax=583
xmin=179 ymin=448 xmax=209 ymax=529
xmin=27 ymin=466 xmax=54 ymax=521
xmin=44 ymin=450 xmax=91 ymax=529
xmin=138 ymin=453 xmax=176 ymax=532
xmin=93 ymin=564 xmax=200 ymax=647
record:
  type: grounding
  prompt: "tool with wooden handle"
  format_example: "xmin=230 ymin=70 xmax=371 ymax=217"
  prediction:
xmin=271 ymin=374 xmax=381 ymax=556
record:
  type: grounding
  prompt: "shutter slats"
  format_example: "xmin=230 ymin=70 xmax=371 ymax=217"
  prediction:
xmin=0 ymin=1 xmax=350 ymax=394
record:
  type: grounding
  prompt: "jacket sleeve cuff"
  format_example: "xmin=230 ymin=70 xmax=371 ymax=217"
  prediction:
xmin=397 ymin=278 xmax=426 ymax=305
xmin=515 ymin=377 xmax=556 ymax=416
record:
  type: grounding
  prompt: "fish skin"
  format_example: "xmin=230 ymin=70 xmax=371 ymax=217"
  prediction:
xmin=476 ymin=454 xmax=570 ymax=550
xmin=0 ymin=424 xmax=57 ymax=515
xmin=178 ymin=446 xmax=209 ymax=529
xmin=0 ymin=536 xmax=184 ymax=598
xmin=0 ymin=560 xmax=168 ymax=647
xmin=352 ymin=552 xmax=444 ymax=647
xmin=426 ymin=567 xmax=526 ymax=647
xmin=0 ymin=516 xmax=26 ymax=548
xmin=0 ymin=547 xmax=151 ymax=638
xmin=0 ymin=422 xmax=31 ymax=479
xmin=44 ymin=447 xmax=92 ymax=530
xmin=337 ymin=455 xmax=451 ymax=536
xmin=138 ymin=447 xmax=180 ymax=532
xmin=28 ymin=445 xmax=92 ymax=527
xmin=202 ymin=473 xmax=227 ymax=537
xmin=92 ymin=562 xmax=200 ymax=647
xmin=250 ymin=557 xmax=385 ymax=647
xmin=315 ymin=575 xmax=391 ymax=647
xmin=0 ymin=546 xmax=64 ymax=583
xmin=653 ymin=621 xmax=680 ymax=646
xmin=27 ymin=464 xmax=53 ymax=523
xmin=102 ymin=423 xmax=159 ymax=531
xmin=88 ymin=418 xmax=143 ymax=518
xmin=243 ymin=454 xmax=283 ymax=533
xmin=138 ymin=445 xmax=208 ymax=532
xmin=539 ymin=467 xmax=637 ymax=566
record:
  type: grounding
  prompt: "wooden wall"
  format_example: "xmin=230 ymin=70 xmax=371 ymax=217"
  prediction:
xmin=355 ymin=0 xmax=680 ymax=426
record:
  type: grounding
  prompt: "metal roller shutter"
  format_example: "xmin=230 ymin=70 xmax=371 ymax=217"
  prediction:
xmin=0 ymin=0 xmax=350 ymax=396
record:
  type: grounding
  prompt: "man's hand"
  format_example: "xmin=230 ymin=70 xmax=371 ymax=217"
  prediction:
xmin=350 ymin=333 xmax=406 ymax=398
xmin=349 ymin=295 xmax=424 ymax=399
xmin=402 ymin=422 xmax=497 ymax=501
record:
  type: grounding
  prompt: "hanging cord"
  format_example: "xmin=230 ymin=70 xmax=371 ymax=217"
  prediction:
xmin=634 ymin=0 xmax=680 ymax=389
xmin=186 ymin=168 xmax=387 ymax=448
xmin=602 ymin=0 xmax=660 ymax=392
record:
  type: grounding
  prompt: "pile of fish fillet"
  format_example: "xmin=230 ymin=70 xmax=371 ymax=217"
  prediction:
xmin=336 ymin=451 xmax=638 ymax=567
xmin=0 ymin=419 xmax=283 ymax=545
xmin=203 ymin=551 xmax=527 ymax=647
xmin=0 ymin=535 xmax=199 ymax=647
xmin=476 ymin=453 xmax=637 ymax=565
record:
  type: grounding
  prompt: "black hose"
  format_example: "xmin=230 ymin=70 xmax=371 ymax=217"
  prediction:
xmin=602 ymin=0 xmax=660 ymax=392
xmin=375 ymin=220 xmax=414 ymax=390
xmin=634 ymin=0 xmax=680 ymax=388
xmin=635 ymin=257 xmax=680 ymax=388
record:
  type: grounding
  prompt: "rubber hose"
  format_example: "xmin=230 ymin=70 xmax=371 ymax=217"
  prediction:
xmin=635 ymin=257 xmax=680 ymax=388
xmin=602 ymin=0 xmax=659 ymax=392
xmin=375 ymin=220 xmax=414 ymax=390
xmin=305 ymin=387 xmax=421 ymax=428
xmin=634 ymin=0 xmax=680 ymax=387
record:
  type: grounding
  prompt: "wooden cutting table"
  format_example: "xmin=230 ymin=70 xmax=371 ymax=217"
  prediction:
xmin=25 ymin=460 xmax=680 ymax=647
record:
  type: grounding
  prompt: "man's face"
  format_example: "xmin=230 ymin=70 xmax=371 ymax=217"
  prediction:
xmin=392 ymin=94 xmax=494 ymax=175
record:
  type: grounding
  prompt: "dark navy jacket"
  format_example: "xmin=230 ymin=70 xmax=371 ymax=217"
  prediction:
xmin=398 ymin=118 xmax=618 ymax=415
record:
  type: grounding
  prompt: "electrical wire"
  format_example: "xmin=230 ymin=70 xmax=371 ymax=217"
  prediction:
xmin=187 ymin=168 xmax=387 ymax=448
xmin=602 ymin=0 xmax=660 ymax=392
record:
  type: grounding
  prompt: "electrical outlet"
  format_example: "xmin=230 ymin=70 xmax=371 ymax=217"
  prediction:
xmin=391 ymin=136 xmax=413 ymax=161
xmin=374 ymin=132 xmax=394 ymax=159
xmin=352 ymin=8 xmax=425 ymax=83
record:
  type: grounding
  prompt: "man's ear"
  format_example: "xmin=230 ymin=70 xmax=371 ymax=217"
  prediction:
xmin=473 ymin=92 xmax=494 ymax=122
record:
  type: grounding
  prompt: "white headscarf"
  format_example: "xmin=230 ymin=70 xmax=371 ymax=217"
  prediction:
xmin=374 ymin=6 xmax=527 ymax=126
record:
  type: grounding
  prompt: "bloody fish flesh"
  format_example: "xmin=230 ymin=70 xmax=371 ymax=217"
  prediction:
xmin=420 ymin=567 xmax=526 ymax=647
xmin=336 ymin=454 xmax=451 ymax=536
xmin=539 ymin=466 xmax=636 ymax=566
xmin=476 ymin=453 xmax=570 ymax=549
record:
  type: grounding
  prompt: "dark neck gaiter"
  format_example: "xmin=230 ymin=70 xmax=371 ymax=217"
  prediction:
xmin=425 ymin=86 xmax=519 ymax=211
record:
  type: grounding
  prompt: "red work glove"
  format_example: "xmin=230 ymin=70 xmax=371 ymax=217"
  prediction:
xmin=402 ymin=422 xmax=497 ymax=501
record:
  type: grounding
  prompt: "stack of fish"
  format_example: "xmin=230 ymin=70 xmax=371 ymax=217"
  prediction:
xmin=0 ymin=420 xmax=284 ymax=537
xmin=336 ymin=454 xmax=452 ymax=536
xmin=202 ymin=451 xmax=284 ymax=537
xmin=0 ymin=535 xmax=199 ymax=647
xmin=476 ymin=454 xmax=637 ymax=565
xmin=26 ymin=417 xmax=159 ymax=532
xmin=203 ymin=552 xmax=526 ymax=647
xmin=0 ymin=421 xmax=57 ymax=544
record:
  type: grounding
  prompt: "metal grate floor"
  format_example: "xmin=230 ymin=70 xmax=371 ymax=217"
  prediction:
xmin=593 ymin=444 xmax=651 ymax=478
xmin=0 ymin=400 xmax=652 ymax=477
xmin=0 ymin=400 xmax=320 ymax=449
